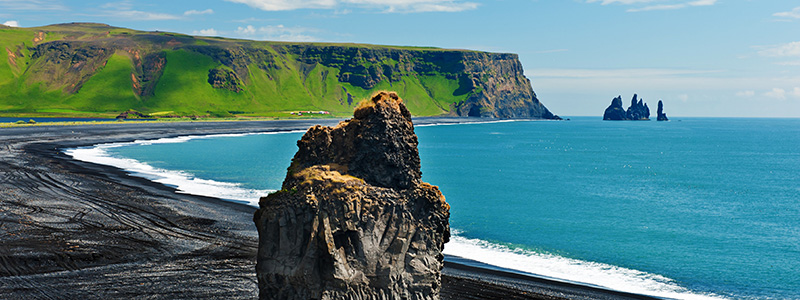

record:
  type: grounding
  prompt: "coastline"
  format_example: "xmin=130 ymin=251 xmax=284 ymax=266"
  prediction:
xmin=1 ymin=118 xmax=657 ymax=299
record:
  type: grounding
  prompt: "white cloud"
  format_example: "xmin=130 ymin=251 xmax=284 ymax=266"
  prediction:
xmin=586 ymin=0 xmax=718 ymax=12
xmin=761 ymin=87 xmax=800 ymax=100
xmin=531 ymin=68 xmax=723 ymax=78
xmin=235 ymin=24 xmax=318 ymax=42
xmin=586 ymin=0 xmax=656 ymax=4
xmin=757 ymin=41 xmax=800 ymax=58
xmin=101 ymin=1 xmax=133 ymax=10
xmin=774 ymin=7 xmax=800 ymax=19
xmin=193 ymin=28 xmax=218 ymax=36
xmin=627 ymin=4 xmax=684 ymax=12
xmin=791 ymin=87 xmax=800 ymax=98
xmin=776 ymin=60 xmax=800 ymax=66
xmin=2 ymin=20 xmax=19 ymax=27
xmin=184 ymin=9 xmax=214 ymax=15
xmin=735 ymin=90 xmax=755 ymax=97
xmin=225 ymin=0 xmax=478 ymax=12
xmin=687 ymin=0 xmax=715 ymax=6
xmin=111 ymin=10 xmax=182 ymax=20
xmin=533 ymin=49 xmax=569 ymax=54
xmin=765 ymin=88 xmax=786 ymax=100
xmin=528 ymin=68 xmax=800 ymax=97
xmin=390 ymin=2 xmax=478 ymax=12
xmin=0 ymin=0 xmax=69 ymax=11
xmin=226 ymin=0 xmax=336 ymax=11
xmin=95 ymin=1 xmax=182 ymax=20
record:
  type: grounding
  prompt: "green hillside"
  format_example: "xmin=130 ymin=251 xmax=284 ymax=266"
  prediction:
xmin=0 ymin=23 xmax=557 ymax=119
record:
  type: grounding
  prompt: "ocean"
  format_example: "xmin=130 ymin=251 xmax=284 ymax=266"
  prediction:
xmin=66 ymin=117 xmax=800 ymax=300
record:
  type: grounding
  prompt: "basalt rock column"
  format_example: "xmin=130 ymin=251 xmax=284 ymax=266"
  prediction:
xmin=657 ymin=100 xmax=669 ymax=121
xmin=254 ymin=91 xmax=450 ymax=300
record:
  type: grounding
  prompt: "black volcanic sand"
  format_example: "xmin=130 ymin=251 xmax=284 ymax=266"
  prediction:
xmin=0 ymin=119 xmax=660 ymax=299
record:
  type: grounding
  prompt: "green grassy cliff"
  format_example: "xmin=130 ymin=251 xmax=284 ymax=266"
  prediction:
xmin=0 ymin=23 xmax=558 ymax=119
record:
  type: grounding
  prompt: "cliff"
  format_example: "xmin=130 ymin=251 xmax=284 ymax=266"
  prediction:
xmin=657 ymin=100 xmax=669 ymax=121
xmin=0 ymin=23 xmax=557 ymax=119
xmin=253 ymin=91 xmax=450 ymax=299
xmin=603 ymin=94 xmax=650 ymax=120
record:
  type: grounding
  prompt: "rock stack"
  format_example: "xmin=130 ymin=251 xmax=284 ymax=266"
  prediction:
xmin=603 ymin=94 xmax=651 ymax=120
xmin=253 ymin=91 xmax=451 ymax=300
xmin=603 ymin=95 xmax=627 ymax=120
xmin=657 ymin=100 xmax=669 ymax=121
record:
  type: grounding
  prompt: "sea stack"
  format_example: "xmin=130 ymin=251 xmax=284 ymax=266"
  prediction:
xmin=603 ymin=94 xmax=651 ymax=120
xmin=603 ymin=95 xmax=627 ymax=120
xmin=657 ymin=100 xmax=669 ymax=121
xmin=253 ymin=91 xmax=451 ymax=300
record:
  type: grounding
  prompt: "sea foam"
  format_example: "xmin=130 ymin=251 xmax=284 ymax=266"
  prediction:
xmin=64 ymin=132 xmax=303 ymax=207
xmin=444 ymin=233 xmax=728 ymax=300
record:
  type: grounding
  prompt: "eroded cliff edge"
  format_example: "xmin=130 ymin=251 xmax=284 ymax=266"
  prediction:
xmin=0 ymin=23 xmax=558 ymax=119
xmin=253 ymin=91 xmax=450 ymax=299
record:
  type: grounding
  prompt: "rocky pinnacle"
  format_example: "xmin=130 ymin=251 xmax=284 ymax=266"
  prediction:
xmin=254 ymin=91 xmax=451 ymax=300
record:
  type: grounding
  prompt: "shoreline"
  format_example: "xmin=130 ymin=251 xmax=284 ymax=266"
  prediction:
xmin=1 ymin=118 xmax=658 ymax=299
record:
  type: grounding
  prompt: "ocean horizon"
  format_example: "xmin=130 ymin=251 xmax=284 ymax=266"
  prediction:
xmin=66 ymin=117 xmax=800 ymax=300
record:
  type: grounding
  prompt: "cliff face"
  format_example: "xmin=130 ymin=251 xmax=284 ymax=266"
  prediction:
xmin=253 ymin=92 xmax=450 ymax=299
xmin=286 ymin=46 xmax=557 ymax=119
xmin=0 ymin=23 xmax=558 ymax=119
xmin=603 ymin=94 xmax=650 ymax=120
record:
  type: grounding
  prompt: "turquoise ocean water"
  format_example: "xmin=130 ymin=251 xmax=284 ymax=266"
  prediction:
xmin=67 ymin=118 xmax=800 ymax=299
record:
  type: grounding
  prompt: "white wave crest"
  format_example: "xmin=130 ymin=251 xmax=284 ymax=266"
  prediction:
xmin=444 ymin=234 xmax=728 ymax=300
xmin=62 ymin=131 xmax=305 ymax=207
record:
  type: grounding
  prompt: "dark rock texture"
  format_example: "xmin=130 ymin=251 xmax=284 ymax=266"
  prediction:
xmin=253 ymin=91 xmax=451 ymax=300
xmin=657 ymin=100 xmax=669 ymax=121
xmin=208 ymin=68 xmax=243 ymax=92
xmin=603 ymin=94 xmax=650 ymax=120
xmin=603 ymin=95 xmax=627 ymax=120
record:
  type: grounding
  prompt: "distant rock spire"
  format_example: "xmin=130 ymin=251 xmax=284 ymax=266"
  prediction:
xmin=603 ymin=94 xmax=651 ymax=120
xmin=657 ymin=100 xmax=669 ymax=121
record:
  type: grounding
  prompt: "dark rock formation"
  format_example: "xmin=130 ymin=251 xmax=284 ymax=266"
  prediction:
xmin=603 ymin=95 xmax=627 ymax=120
xmin=207 ymin=68 xmax=243 ymax=92
xmin=115 ymin=109 xmax=150 ymax=119
xmin=657 ymin=100 xmax=669 ymax=121
xmin=28 ymin=41 xmax=113 ymax=93
xmin=254 ymin=91 xmax=450 ymax=300
xmin=626 ymin=94 xmax=650 ymax=120
xmin=603 ymin=94 xmax=650 ymax=120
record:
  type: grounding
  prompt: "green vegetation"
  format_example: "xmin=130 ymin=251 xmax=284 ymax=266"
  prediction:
xmin=0 ymin=23 xmax=489 ymax=119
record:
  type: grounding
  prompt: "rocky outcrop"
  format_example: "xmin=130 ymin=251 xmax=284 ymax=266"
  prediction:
xmin=115 ymin=109 xmax=150 ymax=119
xmin=603 ymin=95 xmax=627 ymax=120
xmin=207 ymin=68 xmax=243 ymax=92
xmin=626 ymin=94 xmax=650 ymax=120
xmin=657 ymin=100 xmax=669 ymax=121
xmin=253 ymin=91 xmax=450 ymax=300
xmin=603 ymin=94 xmax=650 ymax=120
xmin=28 ymin=41 xmax=113 ymax=93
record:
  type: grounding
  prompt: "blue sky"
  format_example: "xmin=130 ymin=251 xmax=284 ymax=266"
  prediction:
xmin=2 ymin=0 xmax=799 ymax=117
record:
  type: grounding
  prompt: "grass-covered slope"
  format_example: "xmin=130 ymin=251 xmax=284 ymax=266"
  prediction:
xmin=0 ymin=23 xmax=557 ymax=119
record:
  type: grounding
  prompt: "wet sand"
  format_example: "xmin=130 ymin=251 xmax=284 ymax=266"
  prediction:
xmin=0 ymin=119 xmax=659 ymax=299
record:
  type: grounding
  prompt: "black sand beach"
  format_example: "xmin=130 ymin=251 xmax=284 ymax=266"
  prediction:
xmin=0 ymin=119 xmax=660 ymax=299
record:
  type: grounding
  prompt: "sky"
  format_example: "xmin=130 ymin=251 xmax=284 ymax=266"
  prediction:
xmin=1 ymin=0 xmax=799 ymax=117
